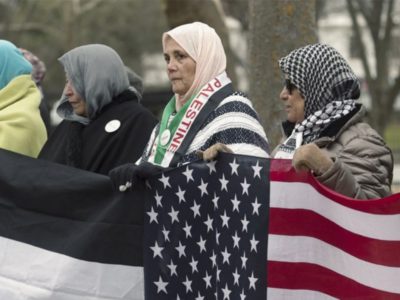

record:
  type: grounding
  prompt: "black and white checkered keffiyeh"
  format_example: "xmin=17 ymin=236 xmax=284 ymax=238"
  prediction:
xmin=279 ymin=43 xmax=360 ymax=144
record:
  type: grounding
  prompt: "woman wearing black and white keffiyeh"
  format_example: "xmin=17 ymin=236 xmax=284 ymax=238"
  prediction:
xmin=273 ymin=43 xmax=393 ymax=199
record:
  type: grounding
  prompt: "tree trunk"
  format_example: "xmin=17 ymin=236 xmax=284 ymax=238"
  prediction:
xmin=163 ymin=0 xmax=238 ymax=87
xmin=248 ymin=0 xmax=317 ymax=148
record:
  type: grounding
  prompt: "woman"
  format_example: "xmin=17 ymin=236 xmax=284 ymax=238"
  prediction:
xmin=274 ymin=43 xmax=393 ymax=199
xmin=110 ymin=22 xmax=269 ymax=189
xmin=0 ymin=40 xmax=47 ymax=157
xmin=38 ymin=44 xmax=157 ymax=175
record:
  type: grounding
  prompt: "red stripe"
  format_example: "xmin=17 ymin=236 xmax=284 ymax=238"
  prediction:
xmin=270 ymin=159 xmax=400 ymax=214
xmin=269 ymin=208 xmax=400 ymax=266
xmin=267 ymin=261 xmax=400 ymax=299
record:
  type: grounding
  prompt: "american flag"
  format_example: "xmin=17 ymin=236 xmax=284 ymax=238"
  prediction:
xmin=144 ymin=153 xmax=269 ymax=299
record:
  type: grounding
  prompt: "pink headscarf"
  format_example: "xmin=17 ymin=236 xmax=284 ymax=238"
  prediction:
xmin=162 ymin=22 xmax=227 ymax=104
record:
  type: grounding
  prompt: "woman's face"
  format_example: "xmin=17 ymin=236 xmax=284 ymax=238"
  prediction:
xmin=64 ymin=78 xmax=87 ymax=116
xmin=279 ymin=78 xmax=305 ymax=124
xmin=163 ymin=37 xmax=196 ymax=97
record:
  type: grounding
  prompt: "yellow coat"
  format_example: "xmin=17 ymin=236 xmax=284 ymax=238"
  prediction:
xmin=0 ymin=75 xmax=47 ymax=157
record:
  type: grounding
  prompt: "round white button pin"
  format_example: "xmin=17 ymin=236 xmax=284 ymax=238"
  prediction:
xmin=105 ymin=120 xmax=121 ymax=133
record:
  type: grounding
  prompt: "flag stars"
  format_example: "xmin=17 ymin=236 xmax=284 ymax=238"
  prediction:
xmin=162 ymin=226 xmax=170 ymax=242
xmin=190 ymin=201 xmax=201 ymax=218
xmin=231 ymin=194 xmax=240 ymax=212
xmin=232 ymin=231 xmax=241 ymax=249
xmin=241 ymin=215 xmax=249 ymax=232
xmin=168 ymin=206 xmax=179 ymax=224
xmin=203 ymin=215 xmax=213 ymax=232
xmin=147 ymin=207 xmax=158 ymax=224
xmin=154 ymin=190 xmax=163 ymax=207
xmin=175 ymin=241 xmax=186 ymax=258
xmin=212 ymin=192 xmax=219 ymax=210
xmin=251 ymin=160 xmax=263 ymax=178
xmin=175 ymin=186 xmax=186 ymax=203
xmin=210 ymin=251 xmax=217 ymax=267
xmin=221 ymin=210 xmax=230 ymax=228
xmin=198 ymin=179 xmax=209 ymax=196
xmin=233 ymin=268 xmax=240 ymax=286
xmin=167 ymin=259 xmax=177 ymax=276
xmin=195 ymin=291 xmax=204 ymax=300
xmin=150 ymin=241 xmax=163 ymax=259
xmin=183 ymin=166 xmax=194 ymax=183
xmin=240 ymin=288 xmax=246 ymax=300
xmin=240 ymin=177 xmax=250 ymax=195
xmin=229 ymin=158 xmax=240 ymax=175
xmin=252 ymin=197 xmax=261 ymax=215
xmin=189 ymin=256 xmax=199 ymax=273
xmin=221 ymin=247 xmax=231 ymax=264
xmin=154 ymin=276 xmax=168 ymax=294
xmin=183 ymin=222 xmax=192 ymax=238
xmin=241 ymin=251 xmax=248 ymax=269
xmin=248 ymin=272 xmax=258 ymax=290
xmin=159 ymin=174 xmax=171 ymax=189
xmin=219 ymin=173 xmax=229 ymax=191
xmin=203 ymin=271 xmax=212 ymax=288
xmin=197 ymin=236 xmax=207 ymax=253
xmin=207 ymin=160 xmax=217 ymax=174
xmin=222 ymin=283 xmax=232 ymax=300
xmin=182 ymin=276 xmax=192 ymax=293
xmin=250 ymin=234 xmax=259 ymax=253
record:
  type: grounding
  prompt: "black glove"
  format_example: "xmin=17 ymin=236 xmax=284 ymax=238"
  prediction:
xmin=108 ymin=162 xmax=167 ymax=192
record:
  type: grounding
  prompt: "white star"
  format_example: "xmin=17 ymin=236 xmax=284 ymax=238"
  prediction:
xmin=183 ymin=222 xmax=192 ymax=238
xmin=231 ymin=194 xmax=240 ymax=212
xmin=219 ymin=173 xmax=229 ymax=191
xmin=210 ymin=251 xmax=217 ymax=267
xmin=229 ymin=158 xmax=239 ymax=175
xmin=212 ymin=192 xmax=219 ymax=209
xmin=250 ymin=234 xmax=259 ymax=253
xmin=252 ymin=160 xmax=263 ymax=178
xmin=203 ymin=215 xmax=213 ymax=232
xmin=183 ymin=166 xmax=194 ymax=183
xmin=147 ymin=207 xmax=158 ymax=224
xmin=198 ymin=179 xmax=208 ymax=196
xmin=191 ymin=200 xmax=201 ymax=218
xmin=150 ymin=241 xmax=163 ymax=258
xmin=217 ymin=268 xmax=221 ymax=282
xmin=207 ymin=160 xmax=217 ymax=174
xmin=241 ymin=214 xmax=249 ymax=232
xmin=240 ymin=177 xmax=250 ymax=195
xmin=189 ymin=256 xmax=199 ymax=273
xmin=197 ymin=236 xmax=207 ymax=253
xmin=221 ymin=210 xmax=230 ymax=228
xmin=159 ymin=174 xmax=171 ymax=189
xmin=221 ymin=246 xmax=231 ymax=264
xmin=216 ymin=230 xmax=221 ymax=244
xmin=252 ymin=197 xmax=261 ymax=215
xmin=222 ymin=283 xmax=231 ymax=300
xmin=241 ymin=251 xmax=248 ymax=269
xmin=195 ymin=291 xmax=204 ymax=300
xmin=240 ymin=288 xmax=246 ymax=300
xmin=154 ymin=276 xmax=168 ymax=294
xmin=167 ymin=260 xmax=177 ymax=276
xmin=233 ymin=268 xmax=240 ymax=286
xmin=203 ymin=271 xmax=212 ymax=288
xmin=162 ymin=226 xmax=170 ymax=242
xmin=232 ymin=231 xmax=240 ymax=249
xmin=182 ymin=276 xmax=192 ymax=293
xmin=249 ymin=272 xmax=258 ymax=290
xmin=175 ymin=241 xmax=186 ymax=258
xmin=154 ymin=190 xmax=163 ymax=207
xmin=175 ymin=186 xmax=186 ymax=203
xmin=168 ymin=206 xmax=179 ymax=224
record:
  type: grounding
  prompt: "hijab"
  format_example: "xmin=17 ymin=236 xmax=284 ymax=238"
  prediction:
xmin=57 ymin=44 xmax=129 ymax=124
xmin=279 ymin=43 xmax=360 ymax=143
xmin=0 ymin=40 xmax=33 ymax=90
xmin=162 ymin=22 xmax=227 ymax=104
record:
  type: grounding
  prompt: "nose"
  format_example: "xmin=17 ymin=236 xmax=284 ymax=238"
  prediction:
xmin=279 ymin=87 xmax=288 ymax=101
xmin=64 ymin=82 xmax=73 ymax=96
xmin=167 ymin=58 xmax=177 ymax=73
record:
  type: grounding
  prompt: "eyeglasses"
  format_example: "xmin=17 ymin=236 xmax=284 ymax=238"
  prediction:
xmin=284 ymin=79 xmax=297 ymax=94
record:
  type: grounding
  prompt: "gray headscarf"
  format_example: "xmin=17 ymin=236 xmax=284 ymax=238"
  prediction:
xmin=57 ymin=44 xmax=129 ymax=124
xmin=279 ymin=43 xmax=360 ymax=143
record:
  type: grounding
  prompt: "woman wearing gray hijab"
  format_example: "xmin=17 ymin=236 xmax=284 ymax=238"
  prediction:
xmin=39 ymin=44 xmax=157 ymax=175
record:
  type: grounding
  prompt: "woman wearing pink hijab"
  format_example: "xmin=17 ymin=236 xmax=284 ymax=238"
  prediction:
xmin=110 ymin=22 xmax=269 ymax=190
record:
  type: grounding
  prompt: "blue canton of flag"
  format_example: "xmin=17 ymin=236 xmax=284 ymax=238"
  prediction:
xmin=144 ymin=153 xmax=269 ymax=300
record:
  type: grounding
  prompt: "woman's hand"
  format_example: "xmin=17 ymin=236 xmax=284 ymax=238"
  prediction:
xmin=292 ymin=143 xmax=333 ymax=175
xmin=196 ymin=143 xmax=233 ymax=161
